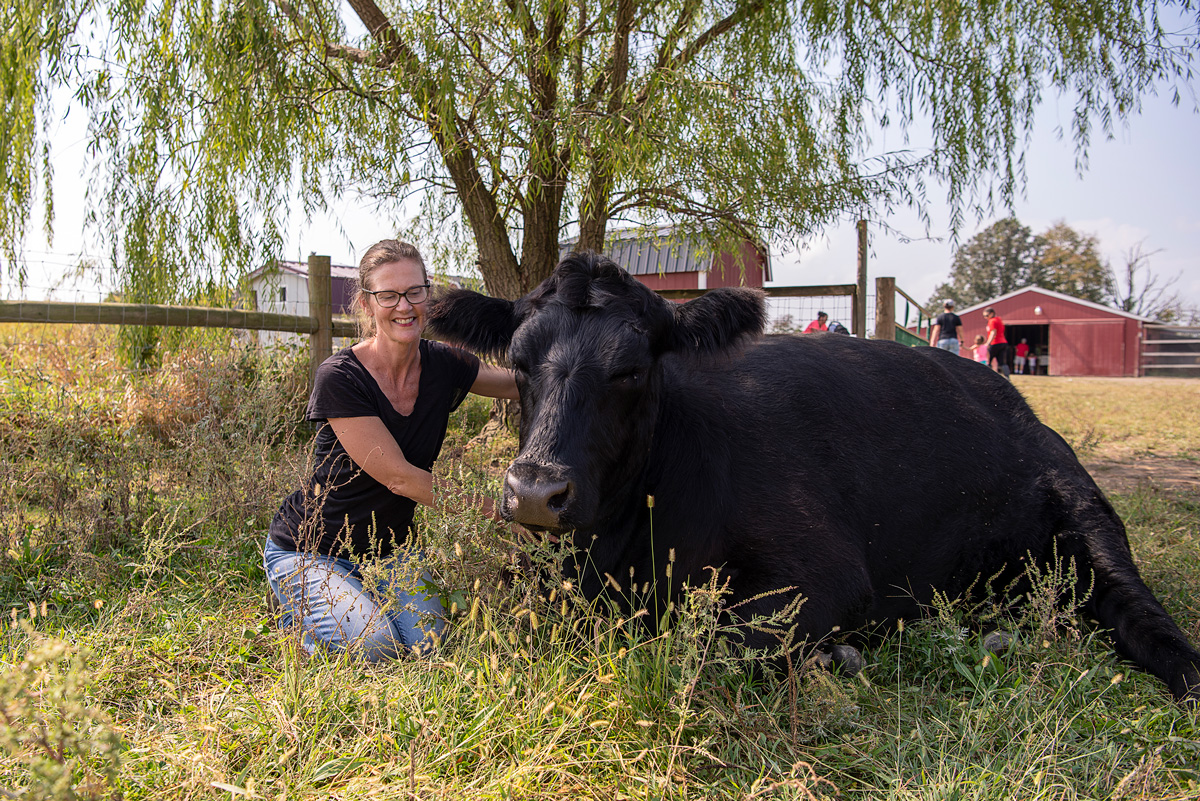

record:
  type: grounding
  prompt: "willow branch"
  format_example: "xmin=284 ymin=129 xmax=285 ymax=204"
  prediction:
xmin=634 ymin=0 xmax=768 ymax=106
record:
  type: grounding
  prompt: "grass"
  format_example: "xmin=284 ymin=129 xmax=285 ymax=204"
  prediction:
xmin=1 ymin=329 xmax=1198 ymax=800
xmin=1013 ymin=376 xmax=1200 ymax=461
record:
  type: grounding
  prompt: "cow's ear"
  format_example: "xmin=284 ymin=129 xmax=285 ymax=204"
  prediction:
xmin=669 ymin=287 xmax=767 ymax=353
xmin=427 ymin=289 xmax=518 ymax=360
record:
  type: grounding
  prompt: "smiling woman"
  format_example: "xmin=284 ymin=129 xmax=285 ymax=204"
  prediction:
xmin=261 ymin=239 xmax=519 ymax=662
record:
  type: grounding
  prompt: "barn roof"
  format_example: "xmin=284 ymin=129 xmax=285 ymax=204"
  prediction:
xmin=604 ymin=229 xmax=712 ymax=276
xmin=957 ymin=285 xmax=1154 ymax=323
xmin=560 ymin=225 xmax=772 ymax=281
xmin=245 ymin=260 xmax=358 ymax=282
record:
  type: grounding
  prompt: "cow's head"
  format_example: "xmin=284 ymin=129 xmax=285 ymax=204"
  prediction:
xmin=429 ymin=251 xmax=765 ymax=531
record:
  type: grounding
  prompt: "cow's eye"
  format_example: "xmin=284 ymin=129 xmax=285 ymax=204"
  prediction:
xmin=613 ymin=370 xmax=642 ymax=387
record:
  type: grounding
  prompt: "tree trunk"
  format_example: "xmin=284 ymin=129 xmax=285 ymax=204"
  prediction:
xmin=577 ymin=0 xmax=633 ymax=254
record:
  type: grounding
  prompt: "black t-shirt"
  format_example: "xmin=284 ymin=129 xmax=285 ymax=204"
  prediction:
xmin=269 ymin=340 xmax=481 ymax=559
xmin=935 ymin=312 xmax=962 ymax=340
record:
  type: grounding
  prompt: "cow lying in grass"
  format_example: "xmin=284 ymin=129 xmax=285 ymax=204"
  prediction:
xmin=429 ymin=251 xmax=1200 ymax=704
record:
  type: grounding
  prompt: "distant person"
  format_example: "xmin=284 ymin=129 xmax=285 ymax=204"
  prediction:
xmin=983 ymin=307 xmax=1012 ymax=377
xmin=803 ymin=311 xmax=829 ymax=333
xmin=827 ymin=320 xmax=850 ymax=335
xmin=1026 ymin=345 xmax=1040 ymax=376
xmin=929 ymin=299 xmax=963 ymax=353
xmin=1014 ymin=338 xmax=1030 ymax=374
xmin=972 ymin=334 xmax=989 ymax=365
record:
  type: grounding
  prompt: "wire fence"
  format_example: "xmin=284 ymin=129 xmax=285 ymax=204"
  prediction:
xmin=1 ymin=261 xmax=113 ymax=305
xmin=764 ymin=294 xmax=863 ymax=334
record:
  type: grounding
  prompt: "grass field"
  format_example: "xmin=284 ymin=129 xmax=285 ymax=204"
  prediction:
xmin=1015 ymin=376 xmax=1200 ymax=463
xmin=2 ymin=327 xmax=1198 ymax=800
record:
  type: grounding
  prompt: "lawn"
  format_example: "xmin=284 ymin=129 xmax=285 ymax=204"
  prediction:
xmin=1014 ymin=375 xmax=1200 ymax=462
xmin=2 ymin=327 xmax=1198 ymax=800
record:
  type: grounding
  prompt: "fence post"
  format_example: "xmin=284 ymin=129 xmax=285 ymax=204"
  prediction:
xmin=874 ymin=276 xmax=896 ymax=341
xmin=308 ymin=254 xmax=333 ymax=392
xmin=855 ymin=220 xmax=868 ymax=337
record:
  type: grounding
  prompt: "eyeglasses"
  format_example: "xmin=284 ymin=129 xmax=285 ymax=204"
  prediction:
xmin=363 ymin=284 xmax=431 ymax=307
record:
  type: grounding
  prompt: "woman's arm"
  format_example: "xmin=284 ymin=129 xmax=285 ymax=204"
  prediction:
xmin=328 ymin=416 xmax=501 ymax=520
xmin=471 ymin=362 xmax=519 ymax=399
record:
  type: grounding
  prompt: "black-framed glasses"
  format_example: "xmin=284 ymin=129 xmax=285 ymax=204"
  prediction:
xmin=363 ymin=284 xmax=431 ymax=307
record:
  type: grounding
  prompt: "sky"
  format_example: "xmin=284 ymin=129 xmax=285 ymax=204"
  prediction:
xmin=772 ymin=89 xmax=1200 ymax=313
xmin=10 ymin=79 xmax=1200 ymax=316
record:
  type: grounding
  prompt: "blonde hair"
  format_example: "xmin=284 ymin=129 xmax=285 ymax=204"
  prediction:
xmin=352 ymin=240 xmax=428 ymax=338
xmin=974 ymin=334 xmax=985 ymax=345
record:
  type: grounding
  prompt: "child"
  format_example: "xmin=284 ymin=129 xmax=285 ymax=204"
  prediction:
xmin=972 ymin=334 xmax=989 ymax=366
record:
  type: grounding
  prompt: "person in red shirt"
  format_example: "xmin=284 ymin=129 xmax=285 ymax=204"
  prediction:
xmin=803 ymin=311 xmax=829 ymax=333
xmin=983 ymin=307 xmax=1012 ymax=377
xmin=1014 ymin=338 xmax=1030 ymax=374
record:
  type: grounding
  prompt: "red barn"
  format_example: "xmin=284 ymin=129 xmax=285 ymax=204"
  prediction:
xmin=562 ymin=227 xmax=771 ymax=292
xmin=957 ymin=287 xmax=1152 ymax=377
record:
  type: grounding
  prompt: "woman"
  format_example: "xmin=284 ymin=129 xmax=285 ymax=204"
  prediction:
xmin=263 ymin=240 xmax=518 ymax=661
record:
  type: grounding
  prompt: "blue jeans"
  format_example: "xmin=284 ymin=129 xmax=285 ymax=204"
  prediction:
xmin=936 ymin=337 xmax=959 ymax=352
xmin=263 ymin=537 xmax=446 ymax=661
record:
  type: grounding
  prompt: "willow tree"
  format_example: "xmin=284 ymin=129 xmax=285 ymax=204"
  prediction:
xmin=4 ymin=0 xmax=1198 ymax=302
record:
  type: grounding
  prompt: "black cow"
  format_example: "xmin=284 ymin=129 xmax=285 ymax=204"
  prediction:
xmin=429 ymin=251 xmax=1200 ymax=703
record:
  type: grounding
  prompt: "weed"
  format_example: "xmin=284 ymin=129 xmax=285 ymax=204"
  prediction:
xmin=0 ymin=630 xmax=121 ymax=800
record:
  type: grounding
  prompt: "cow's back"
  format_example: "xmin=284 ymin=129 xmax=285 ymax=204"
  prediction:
xmin=653 ymin=333 xmax=1090 ymax=625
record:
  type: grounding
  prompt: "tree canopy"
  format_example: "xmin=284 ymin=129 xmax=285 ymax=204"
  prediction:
xmin=929 ymin=217 xmax=1187 ymax=318
xmin=1031 ymin=223 xmax=1110 ymax=305
xmin=931 ymin=217 xmax=1114 ymax=308
xmin=4 ymin=0 xmax=1199 ymax=301
xmin=930 ymin=217 xmax=1038 ymax=307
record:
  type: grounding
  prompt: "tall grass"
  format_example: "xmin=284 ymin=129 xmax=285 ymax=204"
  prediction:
xmin=1 ymin=333 xmax=1197 ymax=799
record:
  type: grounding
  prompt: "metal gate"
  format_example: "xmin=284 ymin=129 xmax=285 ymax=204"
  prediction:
xmin=1143 ymin=324 xmax=1200 ymax=377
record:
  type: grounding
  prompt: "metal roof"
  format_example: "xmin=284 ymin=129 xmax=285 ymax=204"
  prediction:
xmin=558 ymin=227 xmax=770 ymax=277
xmin=605 ymin=232 xmax=713 ymax=276
xmin=244 ymin=260 xmax=358 ymax=282
xmin=276 ymin=260 xmax=358 ymax=280
xmin=247 ymin=260 xmax=473 ymax=287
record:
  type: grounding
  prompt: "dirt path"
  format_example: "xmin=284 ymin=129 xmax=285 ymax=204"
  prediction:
xmin=1082 ymin=456 xmax=1200 ymax=496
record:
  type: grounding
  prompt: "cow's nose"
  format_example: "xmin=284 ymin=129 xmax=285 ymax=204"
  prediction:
xmin=505 ymin=465 xmax=573 ymax=530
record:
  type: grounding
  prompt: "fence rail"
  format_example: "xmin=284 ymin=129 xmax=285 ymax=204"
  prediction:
xmin=0 ymin=299 xmax=357 ymax=337
xmin=1142 ymin=324 xmax=1200 ymax=375
xmin=2 ymin=255 xmax=929 ymax=390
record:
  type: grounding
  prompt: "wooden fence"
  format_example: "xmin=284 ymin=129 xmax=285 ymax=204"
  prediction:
xmin=882 ymin=280 xmax=935 ymax=346
xmin=1 ymin=253 xmax=926 ymax=389
xmin=1142 ymin=324 xmax=1200 ymax=377
xmin=0 ymin=255 xmax=356 ymax=390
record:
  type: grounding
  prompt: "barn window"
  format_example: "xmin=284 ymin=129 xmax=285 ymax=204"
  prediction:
xmin=278 ymin=287 xmax=287 ymax=302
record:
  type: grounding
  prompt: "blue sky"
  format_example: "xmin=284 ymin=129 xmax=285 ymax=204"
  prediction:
xmin=772 ymin=89 xmax=1200 ymax=313
xmin=12 ymin=80 xmax=1200 ymax=316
